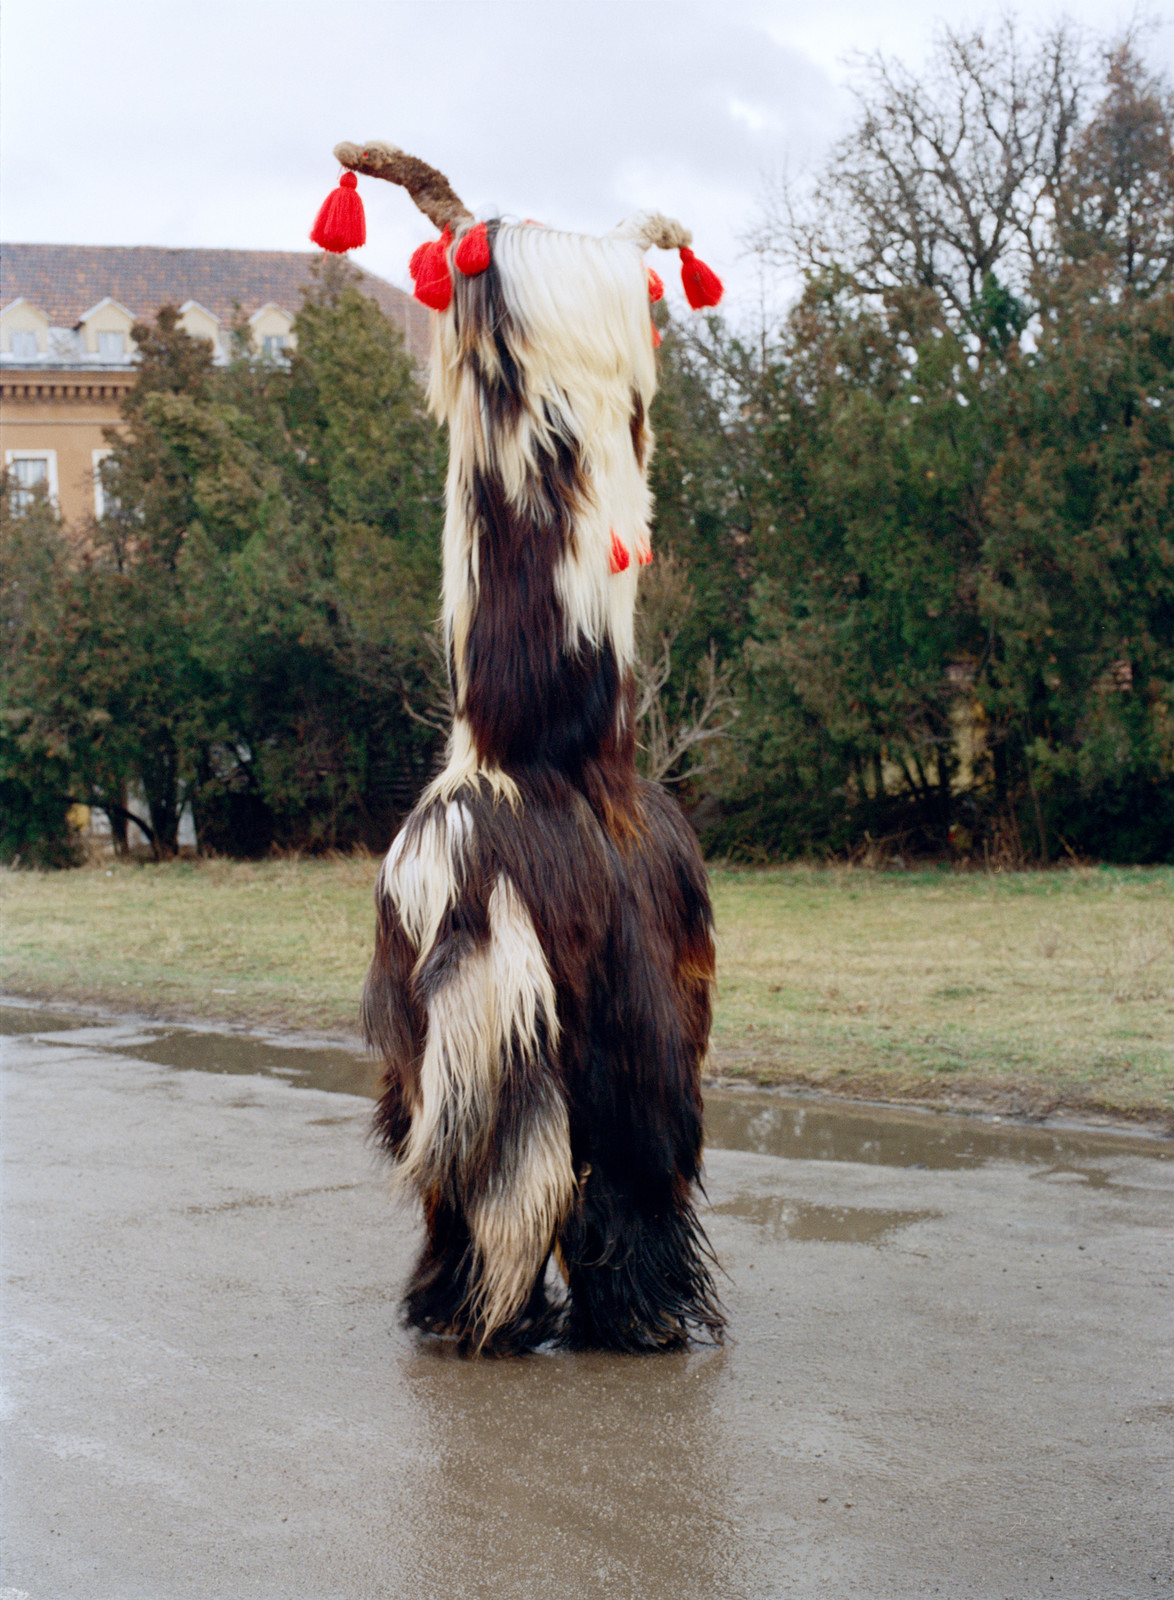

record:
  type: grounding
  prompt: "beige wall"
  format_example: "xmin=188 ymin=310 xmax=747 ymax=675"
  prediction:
xmin=1 ymin=370 xmax=134 ymax=529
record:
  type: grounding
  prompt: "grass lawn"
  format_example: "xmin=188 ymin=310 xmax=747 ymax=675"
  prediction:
xmin=2 ymin=856 xmax=1171 ymax=1128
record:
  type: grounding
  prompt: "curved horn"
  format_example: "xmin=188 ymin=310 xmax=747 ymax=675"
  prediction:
xmin=334 ymin=141 xmax=472 ymax=232
xmin=608 ymin=211 xmax=693 ymax=252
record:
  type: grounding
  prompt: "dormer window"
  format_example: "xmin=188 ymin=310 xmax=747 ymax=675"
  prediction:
xmin=178 ymin=301 xmax=223 ymax=362
xmin=249 ymin=302 xmax=295 ymax=361
xmin=78 ymin=297 xmax=135 ymax=362
xmin=1 ymin=299 xmax=50 ymax=359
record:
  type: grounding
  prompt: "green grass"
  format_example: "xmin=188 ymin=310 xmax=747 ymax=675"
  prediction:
xmin=707 ymin=864 xmax=1173 ymax=1124
xmin=2 ymin=857 xmax=1171 ymax=1126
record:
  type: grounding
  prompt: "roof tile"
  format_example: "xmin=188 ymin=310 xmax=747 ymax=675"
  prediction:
xmin=0 ymin=243 xmax=431 ymax=363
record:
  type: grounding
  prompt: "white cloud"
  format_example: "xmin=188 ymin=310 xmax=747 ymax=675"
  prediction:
xmin=728 ymin=98 xmax=786 ymax=136
xmin=1 ymin=0 xmax=1167 ymax=317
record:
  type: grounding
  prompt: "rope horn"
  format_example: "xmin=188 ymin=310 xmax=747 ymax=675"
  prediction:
xmin=333 ymin=141 xmax=472 ymax=232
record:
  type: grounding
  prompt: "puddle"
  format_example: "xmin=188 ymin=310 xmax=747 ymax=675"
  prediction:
xmin=704 ymin=1088 xmax=1171 ymax=1172
xmin=98 ymin=1027 xmax=381 ymax=1099
xmin=2 ymin=1002 xmax=1169 ymax=1173
xmin=0 ymin=1004 xmax=92 ymax=1036
xmin=0 ymin=1003 xmax=379 ymax=1099
xmin=712 ymin=1193 xmax=938 ymax=1244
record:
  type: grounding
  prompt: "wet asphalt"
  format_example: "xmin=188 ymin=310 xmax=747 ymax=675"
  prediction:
xmin=2 ymin=1002 xmax=1171 ymax=1600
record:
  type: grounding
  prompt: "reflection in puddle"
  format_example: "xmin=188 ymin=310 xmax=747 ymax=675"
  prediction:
xmin=0 ymin=1006 xmax=378 ymax=1099
xmin=108 ymin=1027 xmax=381 ymax=1099
xmin=713 ymin=1193 xmax=938 ymax=1244
xmin=2 ymin=1002 xmax=1168 ymax=1177
xmin=703 ymin=1089 xmax=1170 ymax=1173
xmin=392 ymin=1344 xmax=741 ymax=1600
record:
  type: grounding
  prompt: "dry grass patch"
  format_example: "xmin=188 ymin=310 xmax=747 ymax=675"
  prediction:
xmin=2 ymin=856 xmax=1171 ymax=1124
xmin=708 ymin=864 xmax=1174 ymax=1124
xmin=0 ymin=855 xmax=376 ymax=1034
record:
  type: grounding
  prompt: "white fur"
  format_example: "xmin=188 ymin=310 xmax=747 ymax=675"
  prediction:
xmin=429 ymin=222 xmax=659 ymax=690
xmin=421 ymin=718 xmax=521 ymax=809
xmin=380 ymin=801 xmax=472 ymax=969
xmin=430 ymin=225 xmax=658 ymax=425
xmin=467 ymin=878 xmax=575 ymax=1337
xmin=551 ymin=403 xmax=648 ymax=669
xmin=468 ymin=1085 xmax=574 ymax=1337
xmin=398 ymin=873 xmax=565 ymax=1204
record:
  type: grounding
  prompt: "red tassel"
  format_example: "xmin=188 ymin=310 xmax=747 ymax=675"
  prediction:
xmin=454 ymin=221 xmax=491 ymax=277
xmin=647 ymin=266 xmax=665 ymax=303
xmin=638 ymin=542 xmax=654 ymax=567
xmin=651 ymin=320 xmax=663 ymax=349
xmin=609 ymin=530 xmax=631 ymax=574
xmin=410 ymin=225 xmax=453 ymax=311
xmin=679 ymin=247 xmax=723 ymax=309
xmin=310 ymin=171 xmax=366 ymax=254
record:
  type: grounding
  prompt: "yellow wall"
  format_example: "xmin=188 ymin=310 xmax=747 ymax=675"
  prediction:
xmin=78 ymin=300 xmax=136 ymax=356
xmin=1 ymin=370 xmax=134 ymax=529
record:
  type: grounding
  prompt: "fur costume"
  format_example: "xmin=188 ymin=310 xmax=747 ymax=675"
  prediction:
xmin=333 ymin=143 xmax=725 ymax=1353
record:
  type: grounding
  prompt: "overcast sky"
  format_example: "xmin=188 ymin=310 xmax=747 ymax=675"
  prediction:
xmin=1 ymin=0 xmax=1166 ymax=321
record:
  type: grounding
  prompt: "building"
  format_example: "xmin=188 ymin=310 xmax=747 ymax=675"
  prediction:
xmin=1 ymin=244 xmax=430 ymax=528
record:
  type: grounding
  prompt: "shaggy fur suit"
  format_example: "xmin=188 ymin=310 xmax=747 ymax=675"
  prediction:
xmin=361 ymin=211 xmax=724 ymax=1353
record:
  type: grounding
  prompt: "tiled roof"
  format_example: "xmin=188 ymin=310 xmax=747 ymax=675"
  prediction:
xmin=0 ymin=243 xmax=431 ymax=363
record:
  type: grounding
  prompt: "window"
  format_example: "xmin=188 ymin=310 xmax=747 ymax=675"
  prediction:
xmin=262 ymin=333 xmax=288 ymax=361
xmin=92 ymin=448 xmax=115 ymax=518
xmin=9 ymin=330 xmax=38 ymax=359
xmin=5 ymin=451 xmax=58 ymax=513
xmin=98 ymin=331 xmax=125 ymax=361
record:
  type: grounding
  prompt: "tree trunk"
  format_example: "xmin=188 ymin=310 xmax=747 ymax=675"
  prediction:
xmin=141 ymin=733 xmax=180 ymax=859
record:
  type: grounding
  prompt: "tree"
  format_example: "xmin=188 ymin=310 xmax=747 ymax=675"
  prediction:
xmin=12 ymin=264 xmax=446 ymax=861
xmin=1057 ymin=41 xmax=1174 ymax=294
xmin=761 ymin=19 xmax=1090 ymax=343
xmin=637 ymin=312 xmax=753 ymax=802
xmin=712 ymin=274 xmax=993 ymax=853
xmin=190 ymin=265 xmax=445 ymax=851
xmin=719 ymin=31 xmax=1174 ymax=861
xmin=632 ymin=553 xmax=738 ymax=788
xmin=976 ymin=47 xmax=1174 ymax=861
xmin=0 ymin=483 xmax=84 ymax=865
xmin=88 ymin=307 xmax=236 ymax=853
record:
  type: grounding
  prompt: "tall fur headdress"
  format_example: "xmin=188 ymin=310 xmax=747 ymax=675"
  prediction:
xmin=310 ymin=142 xmax=724 ymax=797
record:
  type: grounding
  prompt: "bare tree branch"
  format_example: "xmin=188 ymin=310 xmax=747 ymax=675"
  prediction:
xmin=633 ymin=555 xmax=739 ymax=786
xmin=757 ymin=19 xmax=1093 ymax=335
